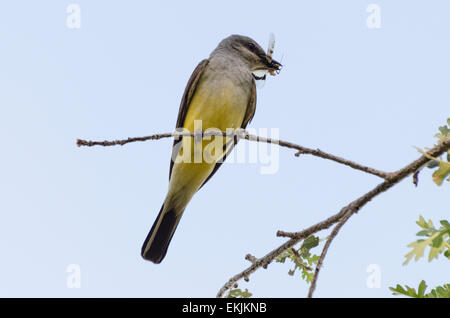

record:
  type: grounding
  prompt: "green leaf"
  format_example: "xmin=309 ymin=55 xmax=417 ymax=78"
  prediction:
xmin=404 ymin=216 xmax=450 ymax=264
xmin=404 ymin=240 xmax=428 ymax=264
xmin=434 ymin=119 xmax=450 ymax=140
xmin=301 ymin=235 xmax=320 ymax=250
xmin=416 ymin=230 xmax=431 ymax=237
xmin=417 ymin=280 xmax=427 ymax=297
xmin=444 ymin=250 xmax=450 ymax=259
xmin=389 ymin=284 xmax=419 ymax=297
xmin=302 ymin=271 xmax=314 ymax=283
xmin=416 ymin=215 xmax=429 ymax=229
xmin=390 ymin=282 xmax=450 ymax=298
xmin=440 ymin=220 xmax=450 ymax=229
xmin=431 ymin=284 xmax=450 ymax=298
xmin=227 ymin=288 xmax=252 ymax=298
xmin=278 ymin=236 xmax=321 ymax=285
xmin=431 ymin=235 xmax=443 ymax=248
xmin=438 ymin=125 xmax=450 ymax=136
xmin=418 ymin=119 xmax=450 ymax=185
xmin=432 ymin=161 xmax=450 ymax=186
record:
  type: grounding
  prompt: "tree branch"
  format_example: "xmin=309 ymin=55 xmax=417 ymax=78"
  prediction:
xmin=216 ymin=136 xmax=450 ymax=298
xmin=307 ymin=210 xmax=352 ymax=297
xmin=77 ymin=130 xmax=391 ymax=179
xmin=76 ymin=133 xmax=174 ymax=147
xmin=76 ymin=129 xmax=450 ymax=298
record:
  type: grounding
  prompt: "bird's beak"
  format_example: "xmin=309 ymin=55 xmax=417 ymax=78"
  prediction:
xmin=259 ymin=54 xmax=282 ymax=76
xmin=267 ymin=58 xmax=282 ymax=76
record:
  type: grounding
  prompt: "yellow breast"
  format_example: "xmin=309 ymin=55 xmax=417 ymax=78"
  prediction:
xmin=166 ymin=77 xmax=249 ymax=212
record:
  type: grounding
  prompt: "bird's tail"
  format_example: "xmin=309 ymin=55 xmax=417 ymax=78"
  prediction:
xmin=141 ymin=203 xmax=182 ymax=263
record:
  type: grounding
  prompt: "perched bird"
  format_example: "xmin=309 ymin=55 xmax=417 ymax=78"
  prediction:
xmin=141 ymin=35 xmax=281 ymax=263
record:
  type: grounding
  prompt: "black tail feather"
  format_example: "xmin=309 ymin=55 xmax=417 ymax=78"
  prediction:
xmin=141 ymin=204 xmax=179 ymax=264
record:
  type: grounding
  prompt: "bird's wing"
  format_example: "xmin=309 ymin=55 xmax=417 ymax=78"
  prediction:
xmin=169 ymin=59 xmax=209 ymax=180
xmin=198 ymin=78 xmax=257 ymax=189
xmin=241 ymin=78 xmax=257 ymax=129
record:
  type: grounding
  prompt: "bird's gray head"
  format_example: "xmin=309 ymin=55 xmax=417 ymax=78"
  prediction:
xmin=212 ymin=34 xmax=282 ymax=77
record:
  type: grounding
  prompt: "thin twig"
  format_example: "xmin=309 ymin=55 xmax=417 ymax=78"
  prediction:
xmin=307 ymin=211 xmax=352 ymax=297
xmin=245 ymin=254 xmax=257 ymax=264
xmin=291 ymin=248 xmax=313 ymax=271
xmin=276 ymin=230 xmax=299 ymax=239
xmin=76 ymin=133 xmax=173 ymax=147
xmin=216 ymin=136 xmax=450 ymax=298
xmin=244 ymin=133 xmax=391 ymax=179
xmin=77 ymin=130 xmax=391 ymax=179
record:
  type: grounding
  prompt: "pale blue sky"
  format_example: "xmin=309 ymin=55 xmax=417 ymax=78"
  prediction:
xmin=0 ymin=1 xmax=448 ymax=297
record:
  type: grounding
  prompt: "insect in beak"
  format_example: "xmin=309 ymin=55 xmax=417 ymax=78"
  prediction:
xmin=252 ymin=34 xmax=282 ymax=80
xmin=265 ymin=33 xmax=282 ymax=76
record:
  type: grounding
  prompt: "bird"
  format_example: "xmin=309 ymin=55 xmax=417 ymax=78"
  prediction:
xmin=141 ymin=34 xmax=282 ymax=263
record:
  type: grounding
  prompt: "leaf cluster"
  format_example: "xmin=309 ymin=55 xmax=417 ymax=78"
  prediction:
xmin=276 ymin=235 xmax=321 ymax=284
xmin=390 ymin=280 xmax=450 ymax=298
xmin=391 ymin=216 xmax=449 ymax=298
xmin=421 ymin=118 xmax=450 ymax=185
xmin=403 ymin=216 xmax=450 ymax=264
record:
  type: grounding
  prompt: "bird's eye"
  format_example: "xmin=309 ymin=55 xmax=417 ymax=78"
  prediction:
xmin=247 ymin=42 xmax=256 ymax=51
